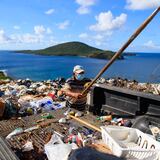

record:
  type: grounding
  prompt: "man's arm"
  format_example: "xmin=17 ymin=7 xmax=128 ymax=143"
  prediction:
xmin=58 ymin=81 xmax=82 ymax=99
xmin=60 ymin=88 xmax=82 ymax=99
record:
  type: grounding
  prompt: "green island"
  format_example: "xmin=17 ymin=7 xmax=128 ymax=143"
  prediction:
xmin=15 ymin=41 xmax=124 ymax=60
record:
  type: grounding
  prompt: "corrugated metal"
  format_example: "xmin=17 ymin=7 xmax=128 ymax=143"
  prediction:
xmin=0 ymin=119 xmax=25 ymax=137
xmin=0 ymin=108 xmax=102 ymax=159
xmin=0 ymin=136 xmax=19 ymax=160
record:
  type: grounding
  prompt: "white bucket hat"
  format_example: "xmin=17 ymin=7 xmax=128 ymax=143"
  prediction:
xmin=73 ymin=65 xmax=84 ymax=74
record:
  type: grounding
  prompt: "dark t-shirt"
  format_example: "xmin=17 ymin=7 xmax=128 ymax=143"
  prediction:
xmin=65 ymin=77 xmax=91 ymax=110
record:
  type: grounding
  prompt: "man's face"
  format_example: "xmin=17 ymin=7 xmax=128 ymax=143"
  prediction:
xmin=75 ymin=71 xmax=84 ymax=80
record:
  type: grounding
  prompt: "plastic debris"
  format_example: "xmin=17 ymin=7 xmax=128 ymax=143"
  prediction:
xmin=0 ymin=77 xmax=160 ymax=160
xmin=59 ymin=118 xmax=67 ymax=123
xmin=97 ymin=115 xmax=112 ymax=121
xmin=41 ymin=113 xmax=54 ymax=119
xmin=96 ymin=77 xmax=160 ymax=95
xmin=68 ymin=147 xmax=123 ymax=160
xmin=6 ymin=128 xmax=23 ymax=139
xmin=22 ymin=141 xmax=34 ymax=152
xmin=44 ymin=134 xmax=72 ymax=160
xmin=101 ymin=126 xmax=160 ymax=159
xmin=64 ymin=108 xmax=71 ymax=116
xmin=24 ymin=126 xmax=40 ymax=132
xmin=75 ymin=111 xmax=83 ymax=117
xmin=69 ymin=111 xmax=75 ymax=116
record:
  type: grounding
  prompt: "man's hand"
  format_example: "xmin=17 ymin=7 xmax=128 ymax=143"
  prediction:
xmin=57 ymin=89 xmax=67 ymax=97
xmin=58 ymin=89 xmax=83 ymax=99
xmin=57 ymin=90 xmax=64 ymax=97
xmin=72 ymin=93 xmax=82 ymax=99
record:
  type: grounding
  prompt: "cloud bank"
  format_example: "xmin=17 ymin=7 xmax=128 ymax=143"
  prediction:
xmin=0 ymin=25 xmax=53 ymax=45
xmin=144 ymin=40 xmax=160 ymax=49
xmin=89 ymin=11 xmax=127 ymax=32
xmin=75 ymin=0 xmax=97 ymax=14
xmin=58 ymin=20 xmax=70 ymax=30
xmin=45 ymin=9 xmax=55 ymax=15
xmin=125 ymin=0 xmax=160 ymax=10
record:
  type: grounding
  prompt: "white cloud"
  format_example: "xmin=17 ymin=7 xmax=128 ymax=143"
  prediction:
xmin=79 ymin=11 xmax=127 ymax=48
xmin=13 ymin=25 xmax=20 ymax=30
xmin=92 ymin=34 xmax=106 ymax=46
xmin=75 ymin=0 xmax=97 ymax=14
xmin=0 ymin=29 xmax=11 ymax=43
xmin=45 ymin=9 xmax=55 ymax=15
xmin=34 ymin=25 xmax=46 ymax=35
xmin=11 ymin=33 xmax=42 ymax=44
xmin=93 ymin=34 xmax=104 ymax=41
xmin=89 ymin=11 xmax=127 ymax=32
xmin=144 ymin=40 xmax=160 ymax=49
xmin=46 ymin=28 xmax=52 ymax=34
xmin=76 ymin=0 xmax=96 ymax=6
xmin=58 ymin=20 xmax=70 ymax=30
xmin=125 ymin=0 xmax=160 ymax=10
xmin=1 ymin=27 xmax=47 ymax=45
xmin=79 ymin=33 xmax=89 ymax=39
xmin=77 ymin=7 xmax=90 ymax=14
xmin=48 ymin=36 xmax=58 ymax=45
xmin=0 ymin=25 xmax=55 ymax=47
xmin=79 ymin=32 xmax=110 ymax=47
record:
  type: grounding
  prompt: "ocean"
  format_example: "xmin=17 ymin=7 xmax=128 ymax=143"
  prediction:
xmin=0 ymin=51 xmax=160 ymax=83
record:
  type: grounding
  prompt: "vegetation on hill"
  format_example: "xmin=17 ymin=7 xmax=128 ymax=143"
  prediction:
xmin=16 ymin=41 xmax=124 ymax=60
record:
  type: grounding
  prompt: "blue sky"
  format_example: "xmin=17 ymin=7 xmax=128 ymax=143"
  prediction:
xmin=0 ymin=0 xmax=160 ymax=52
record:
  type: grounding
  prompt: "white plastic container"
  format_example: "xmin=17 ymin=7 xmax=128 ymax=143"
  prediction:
xmin=101 ymin=126 xmax=160 ymax=160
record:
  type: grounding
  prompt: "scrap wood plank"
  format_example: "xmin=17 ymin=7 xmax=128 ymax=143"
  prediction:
xmin=89 ymin=143 xmax=112 ymax=154
xmin=69 ymin=115 xmax=113 ymax=154
xmin=69 ymin=115 xmax=101 ymax=132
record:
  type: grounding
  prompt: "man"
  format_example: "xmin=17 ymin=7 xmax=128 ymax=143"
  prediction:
xmin=59 ymin=65 xmax=91 ymax=111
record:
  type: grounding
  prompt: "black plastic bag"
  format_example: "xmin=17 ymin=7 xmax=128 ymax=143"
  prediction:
xmin=68 ymin=147 xmax=125 ymax=160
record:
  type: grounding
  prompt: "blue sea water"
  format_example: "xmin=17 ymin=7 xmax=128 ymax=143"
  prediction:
xmin=0 ymin=51 xmax=160 ymax=83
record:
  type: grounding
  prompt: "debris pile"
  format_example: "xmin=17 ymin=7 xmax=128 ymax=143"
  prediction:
xmin=0 ymin=108 xmax=113 ymax=160
xmin=0 ymin=78 xmax=160 ymax=160
xmin=0 ymin=78 xmax=66 ymax=118
xmin=0 ymin=107 xmax=160 ymax=160
xmin=97 ymin=77 xmax=160 ymax=95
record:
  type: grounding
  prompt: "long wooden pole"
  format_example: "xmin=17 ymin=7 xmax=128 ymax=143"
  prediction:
xmin=69 ymin=115 xmax=101 ymax=132
xmin=82 ymin=7 xmax=160 ymax=95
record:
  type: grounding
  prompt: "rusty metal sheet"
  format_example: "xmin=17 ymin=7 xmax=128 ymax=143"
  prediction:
xmin=0 ymin=136 xmax=20 ymax=160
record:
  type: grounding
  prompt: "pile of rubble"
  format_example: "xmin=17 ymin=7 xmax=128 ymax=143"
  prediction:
xmin=0 ymin=107 xmax=126 ymax=160
xmin=97 ymin=77 xmax=160 ymax=95
xmin=0 ymin=77 xmax=159 ymax=119
xmin=0 ymin=78 xmax=66 ymax=118
xmin=0 ymin=78 xmax=160 ymax=160
xmin=1 ymin=107 xmax=160 ymax=160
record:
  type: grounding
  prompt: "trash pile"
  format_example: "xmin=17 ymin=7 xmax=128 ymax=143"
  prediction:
xmin=97 ymin=77 xmax=160 ymax=95
xmin=0 ymin=108 xmax=113 ymax=160
xmin=0 ymin=78 xmax=160 ymax=160
xmin=0 ymin=78 xmax=66 ymax=118
xmin=1 ymin=107 xmax=160 ymax=160
xmin=0 ymin=77 xmax=159 ymax=119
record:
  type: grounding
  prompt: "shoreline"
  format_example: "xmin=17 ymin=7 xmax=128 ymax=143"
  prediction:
xmin=14 ymin=51 xmax=124 ymax=60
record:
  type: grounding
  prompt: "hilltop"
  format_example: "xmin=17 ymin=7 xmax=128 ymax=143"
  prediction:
xmin=16 ymin=41 xmax=123 ymax=60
